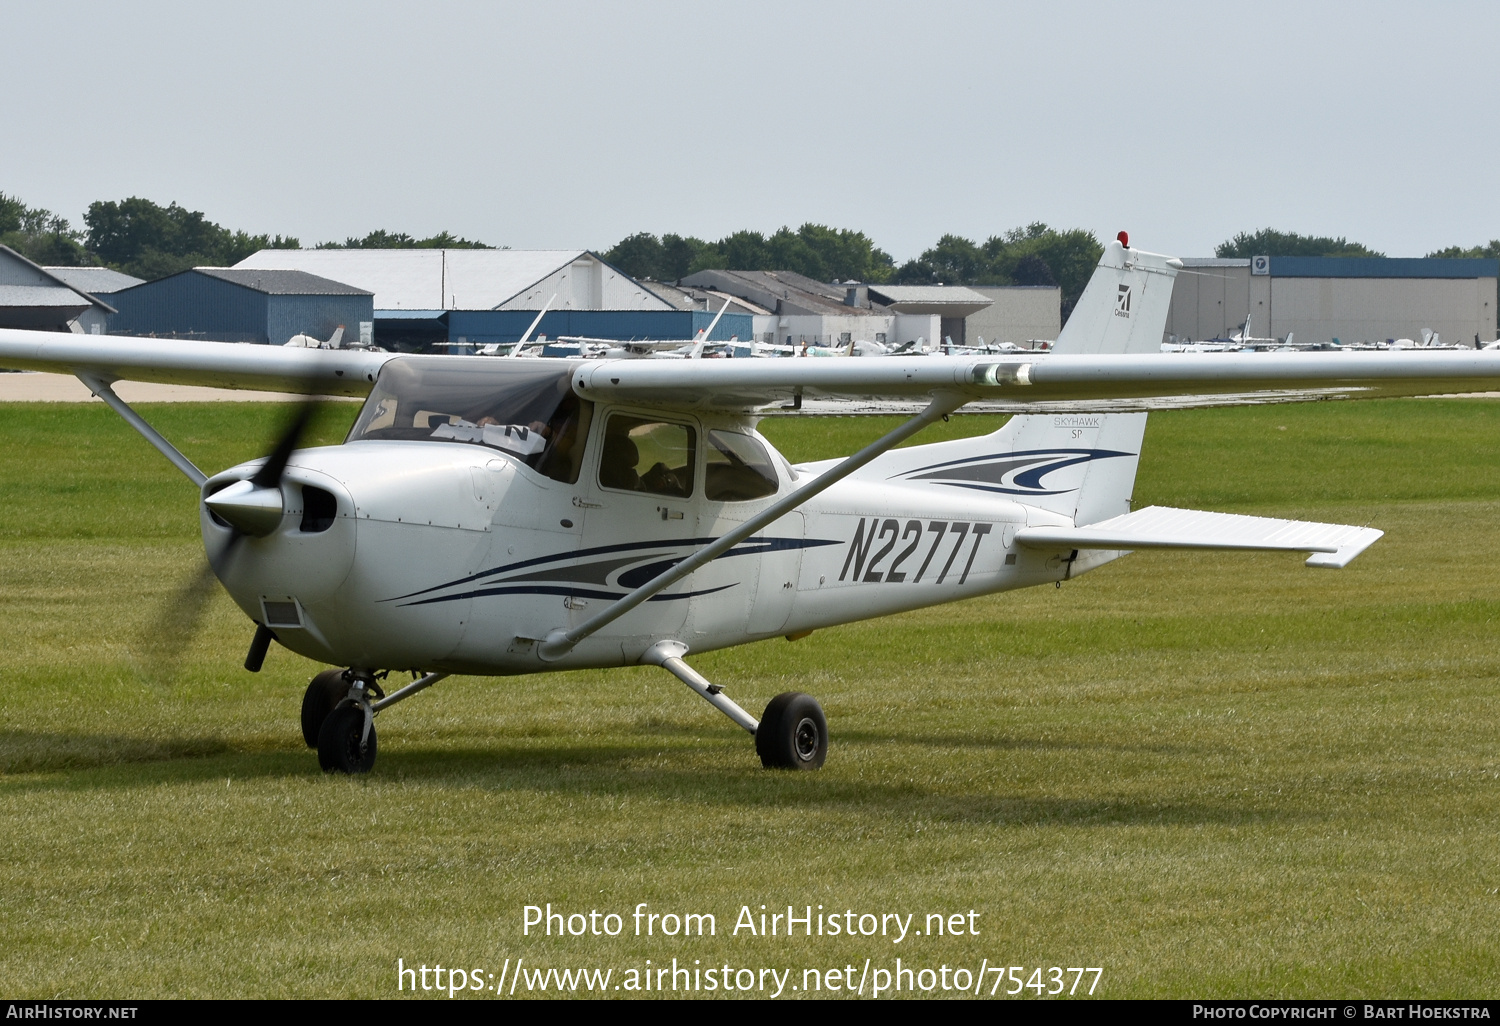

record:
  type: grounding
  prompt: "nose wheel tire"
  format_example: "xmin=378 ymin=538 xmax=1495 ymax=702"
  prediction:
xmin=300 ymin=669 xmax=350 ymax=748
xmin=755 ymin=692 xmax=827 ymax=770
xmin=317 ymin=703 xmax=377 ymax=774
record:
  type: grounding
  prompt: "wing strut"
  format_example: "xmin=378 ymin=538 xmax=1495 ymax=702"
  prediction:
xmin=76 ymin=372 xmax=207 ymax=487
xmin=507 ymin=294 xmax=557 ymax=356
xmin=538 ymin=390 xmax=967 ymax=661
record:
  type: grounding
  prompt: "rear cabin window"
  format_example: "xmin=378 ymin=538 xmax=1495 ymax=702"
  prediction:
xmin=598 ymin=415 xmax=696 ymax=498
xmin=347 ymin=357 xmax=593 ymax=484
xmin=704 ymin=430 xmax=779 ymax=501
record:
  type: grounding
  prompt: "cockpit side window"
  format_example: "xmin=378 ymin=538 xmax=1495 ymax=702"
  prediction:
xmin=704 ymin=430 xmax=779 ymax=501
xmin=598 ymin=414 xmax=696 ymax=498
xmin=533 ymin=396 xmax=593 ymax=484
xmin=346 ymin=357 xmax=593 ymax=483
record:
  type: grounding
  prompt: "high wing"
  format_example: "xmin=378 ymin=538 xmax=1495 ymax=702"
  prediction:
xmin=5 ymin=235 xmax=1500 ymax=408
xmin=566 ymin=350 xmax=1500 ymax=411
xmin=0 ymin=330 xmax=393 ymax=396
xmin=5 ymin=327 xmax=1500 ymax=409
xmin=2 ymin=328 xmax=1500 ymax=414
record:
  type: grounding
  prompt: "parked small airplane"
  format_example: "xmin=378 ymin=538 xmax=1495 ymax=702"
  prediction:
xmin=499 ymin=300 xmax=738 ymax=360
xmin=284 ymin=325 xmax=385 ymax=353
xmin=283 ymin=325 xmax=344 ymax=350
xmin=4 ymin=237 xmax=1500 ymax=775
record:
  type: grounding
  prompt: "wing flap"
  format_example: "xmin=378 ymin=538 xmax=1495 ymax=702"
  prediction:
xmin=1014 ymin=505 xmax=1383 ymax=568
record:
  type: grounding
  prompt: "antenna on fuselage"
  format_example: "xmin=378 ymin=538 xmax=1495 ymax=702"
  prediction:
xmin=509 ymin=293 xmax=557 ymax=356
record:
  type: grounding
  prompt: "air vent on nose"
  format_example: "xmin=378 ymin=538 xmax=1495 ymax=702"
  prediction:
xmin=261 ymin=598 xmax=303 ymax=629
xmin=300 ymin=486 xmax=337 ymax=533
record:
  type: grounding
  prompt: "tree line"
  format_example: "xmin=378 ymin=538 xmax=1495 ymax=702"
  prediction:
xmin=0 ymin=194 xmax=488 ymax=281
xmin=4 ymin=191 xmax=1498 ymax=314
xmin=1215 ymin=228 xmax=1500 ymax=260
xmin=600 ymin=223 xmax=1107 ymax=315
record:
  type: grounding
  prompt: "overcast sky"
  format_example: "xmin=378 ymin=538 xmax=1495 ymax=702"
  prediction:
xmin=4 ymin=1 xmax=1497 ymax=262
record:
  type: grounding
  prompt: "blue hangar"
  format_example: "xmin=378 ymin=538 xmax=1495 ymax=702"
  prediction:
xmin=106 ymin=268 xmax=374 ymax=346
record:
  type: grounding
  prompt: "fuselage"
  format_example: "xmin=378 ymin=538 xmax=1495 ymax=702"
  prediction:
xmin=202 ymin=362 xmax=1111 ymax=677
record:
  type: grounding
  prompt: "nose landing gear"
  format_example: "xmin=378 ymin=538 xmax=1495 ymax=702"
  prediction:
xmin=309 ymin=669 xmax=381 ymax=774
xmin=300 ymin=667 xmax=450 ymax=774
xmin=318 ymin=701 xmax=378 ymax=773
xmin=300 ymin=668 xmax=352 ymax=748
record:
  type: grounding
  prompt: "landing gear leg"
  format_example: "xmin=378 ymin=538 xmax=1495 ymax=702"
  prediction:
xmin=317 ymin=669 xmax=381 ymax=774
xmin=643 ymin=641 xmax=828 ymax=770
xmin=644 ymin=641 xmax=759 ymax=733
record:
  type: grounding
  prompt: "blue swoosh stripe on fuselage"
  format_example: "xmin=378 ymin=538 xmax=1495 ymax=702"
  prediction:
xmin=920 ymin=481 xmax=1074 ymax=496
xmin=385 ymin=536 xmax=842 ymax=603
xmin=891 ymin=447 xmax=1135 ymax=479
xmin=396 ymin=582 xmax=736 ymax=608
xmin=387 ymin=537 xmax=719 ymax=601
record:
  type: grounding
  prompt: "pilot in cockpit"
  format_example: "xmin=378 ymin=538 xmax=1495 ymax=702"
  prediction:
xmin=428 ymin=392 xmax=587 ymax=473
xmin=430 ymin=415 xmax=548 ymax=456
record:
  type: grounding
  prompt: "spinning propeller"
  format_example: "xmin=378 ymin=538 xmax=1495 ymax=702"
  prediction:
xmin=137 ymin=400 xmax=324 ymax=682
xmin=203 ymin=402 xmax=319 ymax=538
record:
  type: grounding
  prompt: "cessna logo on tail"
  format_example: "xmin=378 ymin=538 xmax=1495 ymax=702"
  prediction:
xmin=1115 ymin=284 xmax=1132 ymax=318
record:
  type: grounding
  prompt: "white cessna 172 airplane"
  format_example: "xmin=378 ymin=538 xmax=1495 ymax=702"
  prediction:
xmin=4 ymin=238 xmax=1500 ymax=775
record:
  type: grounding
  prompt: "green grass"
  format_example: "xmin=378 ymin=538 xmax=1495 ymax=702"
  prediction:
xmin=3 ymin=400 xmax=1500 ymax=998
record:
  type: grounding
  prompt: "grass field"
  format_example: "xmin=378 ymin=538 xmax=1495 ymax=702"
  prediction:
xmin=2 ymin=399 xmax=1499 ymax=999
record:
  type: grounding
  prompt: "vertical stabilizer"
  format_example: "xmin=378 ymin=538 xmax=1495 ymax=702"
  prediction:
xmin=873 ymin=405 xmax=1148 ymax=527
xmin=875 ymin=240 xmax=1180 ymax=529
xmin=944 ymin=411 xmax=1148 ymax=525
xmin=988 ymin=240 xmax=1178 ymax=522
xmin=1052 ymin=240 xmax=1181 ymax=355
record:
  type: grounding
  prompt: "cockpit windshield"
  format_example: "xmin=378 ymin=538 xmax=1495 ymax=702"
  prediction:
xmin=346 ymin=357 xmax=593 ymax=483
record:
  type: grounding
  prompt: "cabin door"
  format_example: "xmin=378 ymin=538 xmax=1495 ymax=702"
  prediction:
xmin=573 ymin=410 xmax=702 ymax=638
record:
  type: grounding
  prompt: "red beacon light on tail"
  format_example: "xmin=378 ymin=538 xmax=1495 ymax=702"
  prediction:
xmin=1117 ymin=231 xmax=1129 ymax=248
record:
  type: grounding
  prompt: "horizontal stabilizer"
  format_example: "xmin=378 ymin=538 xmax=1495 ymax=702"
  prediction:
xmin=1014 ymin=505 xmax=1383 ymax=568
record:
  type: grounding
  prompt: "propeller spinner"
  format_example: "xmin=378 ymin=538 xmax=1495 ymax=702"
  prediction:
xmin=203 ymin=403 xmax=319 ymax=536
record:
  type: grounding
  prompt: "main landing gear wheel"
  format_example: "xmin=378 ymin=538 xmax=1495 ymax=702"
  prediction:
xmin=317 ymin=703 xmax=377 ymax=774
xmin=301 ymin=669 xmax=349 ymax=748
xmin=756 ymin=692 xmax=827 ymax=770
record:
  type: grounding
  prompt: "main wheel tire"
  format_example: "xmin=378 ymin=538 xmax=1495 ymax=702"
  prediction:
xmin=755 ymin=692 xmax=827 ymax=770
xmin=316 ymin=703 xmax=377 ymax=774
xmin=301 ymin=669 xmax=349 ymax=748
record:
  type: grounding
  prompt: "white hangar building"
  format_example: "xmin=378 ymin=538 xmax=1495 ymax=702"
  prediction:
xmin=42 ymin=266 xmax=142 ymax=333
xmin=1167 ymin=256 xmax=1499 ymax=346
xmin=236 ymin=248 xmax=676 ymax=349
xmin=234 ymin=249 xmax=672 ymax=313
